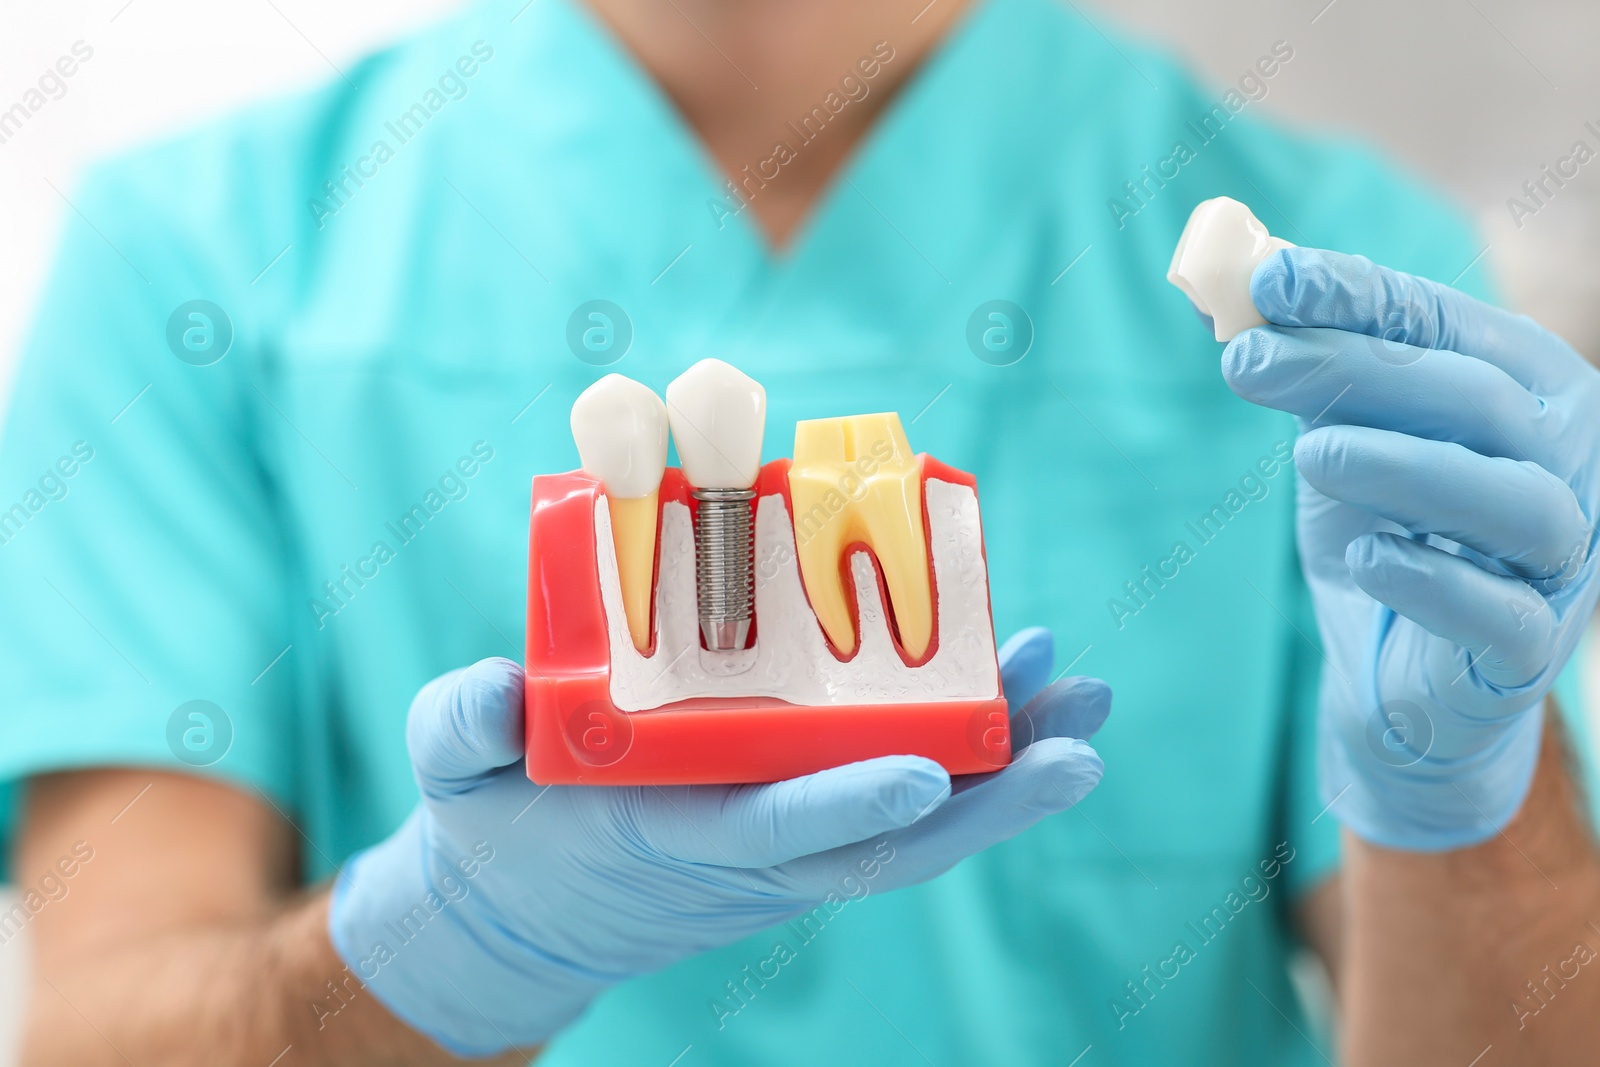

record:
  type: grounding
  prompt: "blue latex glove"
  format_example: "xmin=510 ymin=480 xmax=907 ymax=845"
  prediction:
xmin=328 ymin=627 xmax=1109 ymax=1055
xmin=1221 ymin=247 xmax=1599 ymax=851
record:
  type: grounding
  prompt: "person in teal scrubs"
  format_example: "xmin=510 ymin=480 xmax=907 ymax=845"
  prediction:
xmin=6 ymin=0 xmax=1600 ymax=1063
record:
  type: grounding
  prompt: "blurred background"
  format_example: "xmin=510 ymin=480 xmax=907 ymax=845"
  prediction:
xmin=2 ymin=0 xmax=1597 ymax=1058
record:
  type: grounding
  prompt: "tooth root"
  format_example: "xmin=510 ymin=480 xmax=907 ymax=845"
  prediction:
xmin=789 ymin=412 xmax=933 ymax=660
xmin=608 ymin=492 xmax=659 ymax=653
xmin=789 ymin=421 xmax=855 ymax=654
xmin=860 ymin=469 xmax=932 ymax=658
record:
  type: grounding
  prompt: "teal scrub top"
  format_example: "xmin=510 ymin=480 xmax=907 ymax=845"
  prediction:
xmin=1 ymin=0 xmax=1561 ymax=1062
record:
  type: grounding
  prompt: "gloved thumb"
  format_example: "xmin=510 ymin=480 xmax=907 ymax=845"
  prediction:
xmin=642 ymin=755 xmax=952 ymax=869
xmin=407 ymin=657 xmax=526 ymax=797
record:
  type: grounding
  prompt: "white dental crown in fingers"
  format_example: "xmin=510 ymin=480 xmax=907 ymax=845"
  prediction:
xmin=1168 ymin=196 xmax=1294 ymax=342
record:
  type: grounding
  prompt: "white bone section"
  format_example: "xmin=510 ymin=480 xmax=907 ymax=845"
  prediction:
xmin=597 ymin=479 xmax=999 ymax=711
xmin=1167 ymin=196 xmax=1295 ymax=342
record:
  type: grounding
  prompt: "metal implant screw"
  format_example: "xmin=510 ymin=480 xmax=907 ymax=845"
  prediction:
xmin=665 ymin=358 xmax=767 ymax=653
xmin=691 ymin=488 xmax=756 ymax=652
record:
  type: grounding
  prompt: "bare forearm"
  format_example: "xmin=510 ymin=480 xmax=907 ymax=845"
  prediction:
xmin=1344 ymin=707 xmax=1600 ymax=1064
xmin=23 ymin=890 xmax=534 ymax=1067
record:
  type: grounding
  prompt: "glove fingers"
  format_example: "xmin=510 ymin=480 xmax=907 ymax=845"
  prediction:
xmin=780 ymin=737 xmax=1103 ymax=895
xmin=1222 ymin=325 xmax=1551 ymax=469
xmin=997 ymin=627 xmax=1054 ymax=714
xmin=1347 ymin=533 xmax=1555 ymax=688
xmin=1007 ymin=675 xmax=1112 ymax=756
xmin=407 ymin=658 xmax=527 ymax=797
xmin=1297 ymin=425 xmax=1588 ymax=580
xmin=1250 ymin=246 xmax=1588 ymax=395
xmin=642 ymin=755 xmax=951 ymax=869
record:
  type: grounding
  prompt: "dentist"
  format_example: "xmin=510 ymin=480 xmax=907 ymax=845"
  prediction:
xmin=2 ymin=0 xmax=1598 ymax=1064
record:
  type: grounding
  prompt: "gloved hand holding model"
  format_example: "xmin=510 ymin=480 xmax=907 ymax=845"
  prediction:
xmin=1172 ymin=199 xmax=1600 ymax=850
xmin=328 ymin=629 xmax=1107 ymax=1056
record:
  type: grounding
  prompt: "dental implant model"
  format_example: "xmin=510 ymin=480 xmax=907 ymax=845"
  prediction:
xmin=570 ymin=375 xmax=669 ymax=654
xmin=523 ymin=365 xmax=1009 ymax=786
xmin=1167 ymin=196 xmax=1294 ymax=341
xmin=665 ymin=359 xmax=766 ymax=653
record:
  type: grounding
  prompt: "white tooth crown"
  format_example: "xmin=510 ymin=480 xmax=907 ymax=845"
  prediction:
xmin=570 ymin=374 xmax=669 ymax=498
xmin=664 ymin=358 xmax=766 ymax=489
xmin=1167 ymin=196 xmax=1294 ymax=342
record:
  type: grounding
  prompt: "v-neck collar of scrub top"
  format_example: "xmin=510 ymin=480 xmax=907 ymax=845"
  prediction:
xmin=466 ymin=0 xmax=1072 ymax=367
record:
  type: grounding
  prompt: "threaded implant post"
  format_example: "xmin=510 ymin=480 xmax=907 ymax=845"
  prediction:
xmin=690 ymin=488 xmax=756 ymax=652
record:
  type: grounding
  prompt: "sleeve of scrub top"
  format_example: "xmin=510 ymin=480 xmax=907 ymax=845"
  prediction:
xmin=0 ymin=159 xmax=299 ymax=863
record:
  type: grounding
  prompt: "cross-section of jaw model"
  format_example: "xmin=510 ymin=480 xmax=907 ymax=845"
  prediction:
xmin=1167 ymin=196 xmax=1294 ymax=342
xmin=525 ymin=359 xmax=1011 ymax=785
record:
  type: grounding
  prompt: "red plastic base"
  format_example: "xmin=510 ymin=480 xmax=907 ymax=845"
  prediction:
xmin=524 ymin=459 xmax=1010 ymax=786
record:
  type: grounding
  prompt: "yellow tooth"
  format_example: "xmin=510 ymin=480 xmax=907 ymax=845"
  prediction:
xmin=608 ymin=493 xmax=659 ymax=653
xmin=789 ymin=412 xmax=932 ymax=659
